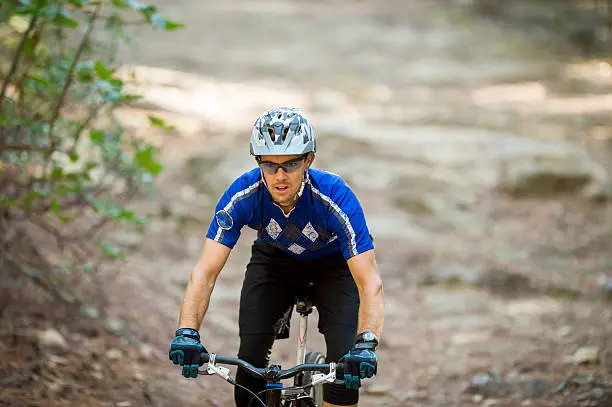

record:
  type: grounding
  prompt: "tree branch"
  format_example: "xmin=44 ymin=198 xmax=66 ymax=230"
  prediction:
xmin=46 ymin=3 xmax=102 ymax=154
xmin=97 ymin=14 xmax=150 ymax=26
xmin=67 ymin=103 xmax=105 ymax=155
xmin=4 ymin=141 xmax=48 ymax=152
xmin=0 ymin=14 xmax=40 ymax=112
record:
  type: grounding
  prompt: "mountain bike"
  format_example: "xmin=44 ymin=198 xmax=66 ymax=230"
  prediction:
xmin=198 ymin=288 xmax=346 ymax=407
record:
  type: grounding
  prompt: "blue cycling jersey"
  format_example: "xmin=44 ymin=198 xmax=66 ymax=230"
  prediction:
xmin=205 ymin=168 xmax=374 ymax=260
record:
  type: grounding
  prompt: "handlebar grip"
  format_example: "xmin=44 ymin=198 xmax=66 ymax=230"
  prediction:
xmin=200 ymin=352 xmax=210 ymax=365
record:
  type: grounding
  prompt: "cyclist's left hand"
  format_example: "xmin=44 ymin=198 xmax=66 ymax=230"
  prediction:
xmin=340 ymin=332 xmax=378 ymax=390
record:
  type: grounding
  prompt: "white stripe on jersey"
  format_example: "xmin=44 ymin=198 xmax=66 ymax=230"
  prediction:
xmin=309 ymin=185 xmax=357 ymax=257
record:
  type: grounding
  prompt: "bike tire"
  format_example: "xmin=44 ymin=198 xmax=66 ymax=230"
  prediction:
xmin=301 ymin=351 xmax=326 ymax=407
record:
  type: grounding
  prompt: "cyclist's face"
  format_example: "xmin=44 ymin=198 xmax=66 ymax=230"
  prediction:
xmin=258 ymin=154 xmax=311 ymax=208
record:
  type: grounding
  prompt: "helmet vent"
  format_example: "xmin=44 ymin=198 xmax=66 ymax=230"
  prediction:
xmin=268 ymin=128 xmax=275 ymax=141
xmin=282 ymin=127 xmax=289 ymax=141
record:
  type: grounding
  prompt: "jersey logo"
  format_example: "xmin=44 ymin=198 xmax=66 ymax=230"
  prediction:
xmin=215 ymin=210 xmax=234 ymax=230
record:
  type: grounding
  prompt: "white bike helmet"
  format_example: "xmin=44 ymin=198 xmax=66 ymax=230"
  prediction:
xmin=250 ymin=107 xmax=317 ymax=156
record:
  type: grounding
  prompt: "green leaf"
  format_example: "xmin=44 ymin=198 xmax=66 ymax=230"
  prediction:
xmin=147 ymin=115 xmax=174 ymax=130
xmin=89 ymin=129 xmax=105 ymax=145
xmin=24 ymin=74 xmax=51 ymax=91
xmin=67 ymin=0 xmax=88 ymax=7
xmin=111 ymin=0 xmax=129 ymax=9
xmin=104 ymin=12 xmax=124 ymax=34
xmin=84 ymin=162 xmax=98 ymax=171
xmin=94 ymin=61 xmax=114 ymax=80
xmin=68 ymin=152 xmax=79 ymax=162
xmin=162 ymin=19 xmax=183 ymax=31
xmin=76 ymin=60 xmax=96 ymax=82
xmin=15 ymin=6 xmax=35 ymax=16
xmin=93 ymin=79 xmax=123 ymax=103
xmin=51 ymin=166 xmax=64 ymax=180
xmin=147 ymin=115 xmax=164 ymax=127
xmin=54 ymin=184 xmax=76 ymax=197
xmin=127 ymin=0 xmax=153 ymax=12
xmin=48 ymin=199 xmax=72 ymax=222
xmin=134 ymin=215 xmax=148 ymax=225
xmin=119 ymin=93 xmax=142 ymax=103
xmin=22 ymin=32 xmax=40 ymax=55
xmin=149 ymin=14 xmax=183 ymax=31
xmin=50 ymin=200 xmax=60 ymax=212
xmin=99 ymin=240 xmax=125 ymax=260
xmin=15 ymin=0 xmax=38 ymax=15
xmin=111 ymin=0 xmax=154 ymax=16
xmin=80 ymin=263 xmax=96 ymax=272
xmin=89 ymin=199 xmax=139 ymax=223
xmin=149 ymin=13 xmax=164 ymax=28
xmin=49 ymin=200 xmax=72 ymax=222
xmin=77 ymin=60 xmax=96 ymax=70
xmin=55 ymin=12 xmax=79 ymax=28
xmin=0 ymin=196 xmax=16 ymax=207
xmin=134 ymin=146 xmax=163 ymax=175
xmin=45 ymin=6 xmax=79 ymax=28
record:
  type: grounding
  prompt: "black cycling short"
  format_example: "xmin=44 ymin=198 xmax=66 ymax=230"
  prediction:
xmin=234 ymin=241 xmax=360 ymax=406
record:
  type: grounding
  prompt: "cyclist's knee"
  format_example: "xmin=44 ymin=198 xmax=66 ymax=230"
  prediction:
xmin=322 ymin=325 xmax=357 ymax=362
xmin=237 ymin=334 xmax=275 ymax=366
xmin=323 ymin=383 xmax=359 ymax=405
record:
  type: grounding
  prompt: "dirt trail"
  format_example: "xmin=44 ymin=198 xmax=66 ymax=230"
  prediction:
xmin=98 ymin=1 xmax=612 ymax=406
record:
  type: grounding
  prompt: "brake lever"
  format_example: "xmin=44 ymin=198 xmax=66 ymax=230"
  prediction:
xmin=201 ymin=353 xmax=232 ymax=381
xmin=310 ymin=362 xmax=338 ymax=386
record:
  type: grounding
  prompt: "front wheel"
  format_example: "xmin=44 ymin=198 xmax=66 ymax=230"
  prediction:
xmin=301 ymin=351 xmax=326 ymax=407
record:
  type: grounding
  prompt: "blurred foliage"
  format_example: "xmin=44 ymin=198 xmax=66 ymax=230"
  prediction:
xmin=0 ymin=0 xmax=182 ymax=304
xmin=469 ymin=0 xmax=612 ymax=57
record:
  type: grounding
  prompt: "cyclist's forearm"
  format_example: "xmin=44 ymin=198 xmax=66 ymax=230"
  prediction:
xmin=357 ymin=278 xmax=384 ymax=340
xmin=177 ymin=265 xmax=216 ymax=330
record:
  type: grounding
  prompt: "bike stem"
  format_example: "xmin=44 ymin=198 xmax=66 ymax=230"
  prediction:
xmin=265 ymin=365 xmax=283 ymax=407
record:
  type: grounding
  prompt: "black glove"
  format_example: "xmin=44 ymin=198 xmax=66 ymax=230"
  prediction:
xmin=169 ymin=328 xmax=207 ymax=378
xmin=340 ymin=332 xmax=378 ymax=390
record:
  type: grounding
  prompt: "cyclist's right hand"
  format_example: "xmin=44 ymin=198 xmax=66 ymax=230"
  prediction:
xmin=169 ymin=328 xmax=207 ymax=378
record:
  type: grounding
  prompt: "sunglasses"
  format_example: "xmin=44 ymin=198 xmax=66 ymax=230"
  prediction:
xmin=257 ymin=155 xmax=307 ymax=174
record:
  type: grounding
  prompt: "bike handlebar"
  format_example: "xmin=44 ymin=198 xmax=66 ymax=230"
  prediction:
xmin=200 ymin=352 xmax=345 ymax=380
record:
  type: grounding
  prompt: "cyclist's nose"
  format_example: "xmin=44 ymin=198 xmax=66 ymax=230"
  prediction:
xmin=274 ymin=167 xmax=288 ymax=178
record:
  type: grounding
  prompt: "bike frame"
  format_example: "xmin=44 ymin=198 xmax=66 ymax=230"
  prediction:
xmin=296 ymin=306 xmax=308 ymax=366
xmin=293 ymin=295 xmax=313 ymax=392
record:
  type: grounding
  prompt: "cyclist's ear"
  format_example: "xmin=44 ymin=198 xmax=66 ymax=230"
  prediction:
xmin=305 ymin=152 xmax=315 ymax=167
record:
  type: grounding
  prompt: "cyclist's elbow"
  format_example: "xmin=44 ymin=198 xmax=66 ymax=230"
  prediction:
xmin=189 ymin=262 xmax=219 ymax=290
xmin=362 ymin=275 xmax=384 ymax=299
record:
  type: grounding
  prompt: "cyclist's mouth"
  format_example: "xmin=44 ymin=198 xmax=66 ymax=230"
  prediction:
xmin=274 ymin=185 xmax=289 ymax=193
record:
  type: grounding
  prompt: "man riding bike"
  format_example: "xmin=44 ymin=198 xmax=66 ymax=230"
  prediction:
xmin=169 ymin=107 xmax=385 ymax=407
